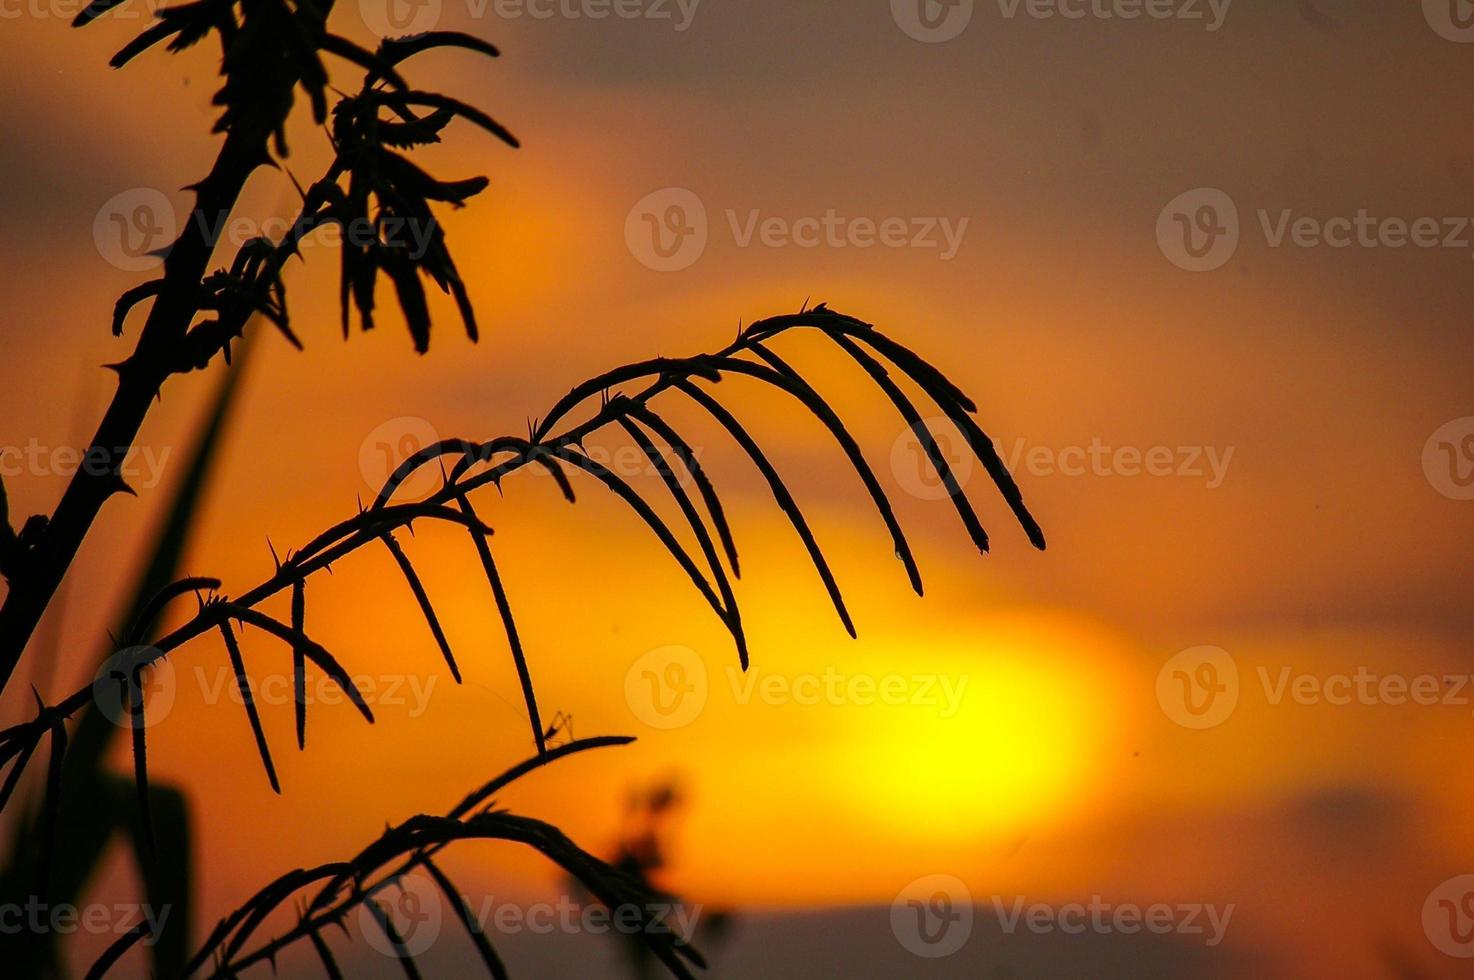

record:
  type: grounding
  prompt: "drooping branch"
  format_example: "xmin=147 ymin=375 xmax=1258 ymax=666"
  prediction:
xmin=147 ymin=738 xmax=703 ymax=980
xmin=0 ymin=308 xmax=1045 ymax=864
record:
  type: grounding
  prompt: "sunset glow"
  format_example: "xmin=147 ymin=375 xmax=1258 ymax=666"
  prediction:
xmin=3 ymin=3 xmax=1474 ymax=978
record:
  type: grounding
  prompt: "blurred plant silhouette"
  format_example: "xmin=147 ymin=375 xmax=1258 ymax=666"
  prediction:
xmin=572 ymin=777 xmax=734 ymax=980
xmin=0 ymin=4 xmax=1045 ymax=977
xmin=0 ymin=330 xmax=254 ymax=976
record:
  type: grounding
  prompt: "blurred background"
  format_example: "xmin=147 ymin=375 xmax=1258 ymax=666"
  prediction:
xmin=2 ymin=0 xmax=1473 ymax=975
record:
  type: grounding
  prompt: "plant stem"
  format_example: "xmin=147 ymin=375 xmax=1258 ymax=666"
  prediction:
xmin=0 ymin=127 xmax=270 ymax=696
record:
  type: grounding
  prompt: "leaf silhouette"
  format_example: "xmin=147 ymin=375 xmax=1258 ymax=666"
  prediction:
xmin=547 ymin=447 xmax=735 ymax=657
xmin=291 ymin=578 xmax=308 ymax=750
xmin=380 ymin=531 xmax=463 ymax=684
xmin=365 ymin=897 xmax=426 ymax=980
xmin=625 ymin=402 xmax=740 ymax=577
xmin=676 ymin=379 xmax=856 ymax=637
xmin=827 ymin=331 xmax=992 ymax=553
xmin=423 ymin=854 xmax=510 ymax=979
xmin=306 ymin=922 xmax=345 ymax=980
xmin=617 ymin=410 xmax=747 ymax=667
xmin=714 ymin=351 xmax=923 ymax=596
xmin=218 ymin=620 xmax=280 ymax=794
xmin=454 ymin=492 xmax=545 ymax=756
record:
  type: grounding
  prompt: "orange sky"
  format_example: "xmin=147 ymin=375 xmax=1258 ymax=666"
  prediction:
xmin=3 ymin=2 xmax=1474 ymax=977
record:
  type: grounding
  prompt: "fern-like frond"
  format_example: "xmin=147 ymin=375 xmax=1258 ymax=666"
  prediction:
xmin=146 ymin=738 xmax=701 ymax=980
xmin=0 ymin=308 xmax=1044 ymax=859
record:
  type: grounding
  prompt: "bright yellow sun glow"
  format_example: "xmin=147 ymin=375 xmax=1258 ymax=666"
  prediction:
xmin=842 ymin=616 xmax=1131 ymax=841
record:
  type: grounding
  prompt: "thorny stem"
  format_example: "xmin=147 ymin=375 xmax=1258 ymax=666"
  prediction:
xmin=0 ymin=144 xmax=346 ymax=700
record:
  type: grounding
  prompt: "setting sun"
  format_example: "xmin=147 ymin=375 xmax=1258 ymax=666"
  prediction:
xmin=849 ymin=619 xmax=1130 ymax=840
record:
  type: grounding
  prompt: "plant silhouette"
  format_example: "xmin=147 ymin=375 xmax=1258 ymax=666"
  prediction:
xmin=1 ymin=329 xmax=263 ymax=976
xmin=0 ymin=5 xmax=1045 ymax=977
xmin=575 ymin=778 xmax=734 ymax=980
